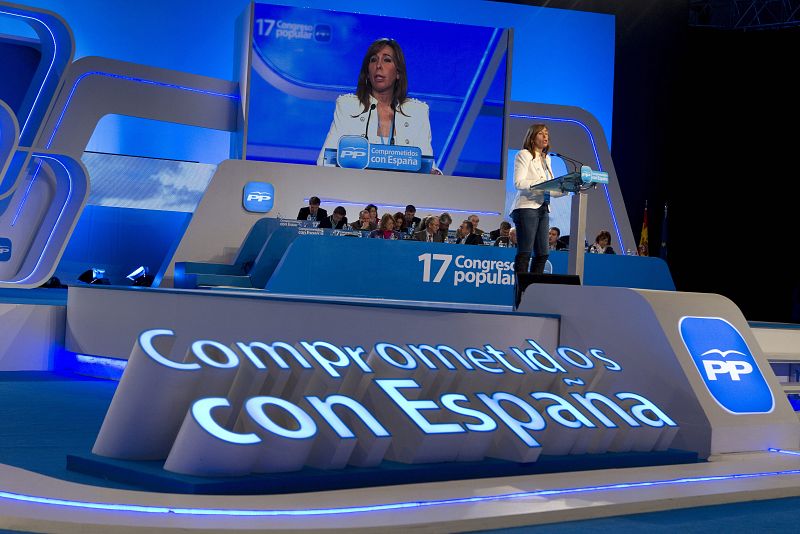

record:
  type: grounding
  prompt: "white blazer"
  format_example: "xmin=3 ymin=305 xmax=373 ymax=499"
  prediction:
xmin=317 ymin=93 xmax=435 ymax=165
xmin=510 ymin=149 xmax=554 ymax=212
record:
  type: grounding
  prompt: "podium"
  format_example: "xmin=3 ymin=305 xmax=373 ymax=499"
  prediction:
xmin=531 ymin=167 xmax=608 ymax=280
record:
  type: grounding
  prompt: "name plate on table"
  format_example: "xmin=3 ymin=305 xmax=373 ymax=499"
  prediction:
xmin=334 ymin=135 xmax=424 ymax=172
xmin=278 ymin=218 xmax=319 ymax=229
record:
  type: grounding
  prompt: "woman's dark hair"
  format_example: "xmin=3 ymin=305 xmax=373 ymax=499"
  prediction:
xmin=355 ymin=38 xmax=409 ymax=115
xmin=595 ymin=230 xmax=612 ymax=244
xmin=522 ymin=124 xmax=550 ymax=157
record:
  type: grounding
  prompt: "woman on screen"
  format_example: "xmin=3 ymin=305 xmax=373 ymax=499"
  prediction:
xmin=316 ymin=38 xmax=439 ymax=173
xmin=510 ymin=124 xmax=554 ymax=276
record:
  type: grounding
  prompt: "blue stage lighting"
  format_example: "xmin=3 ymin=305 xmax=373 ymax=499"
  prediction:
xmin=126 ymin=266 xmax=154 ymax=287
xmin=77 ymin=268 xmax=110 ymax=285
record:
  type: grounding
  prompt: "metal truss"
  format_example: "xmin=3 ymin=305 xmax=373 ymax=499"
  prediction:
xmin=690 ymin=0 xmax=800 ymax=29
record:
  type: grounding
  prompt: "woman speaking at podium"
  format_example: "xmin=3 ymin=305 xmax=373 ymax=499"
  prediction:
xmin=511 ymin=124 xmax=554 ymax=276
xmin=317 ymin=38 xmax=438 ymax=173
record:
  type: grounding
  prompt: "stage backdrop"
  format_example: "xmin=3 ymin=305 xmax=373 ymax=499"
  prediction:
xmin=2 ymin=0 xmax=614 ymax=167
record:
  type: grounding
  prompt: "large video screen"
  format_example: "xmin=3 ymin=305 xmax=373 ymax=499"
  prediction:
xmin=246 ymin=3 xmax=508 ymax=179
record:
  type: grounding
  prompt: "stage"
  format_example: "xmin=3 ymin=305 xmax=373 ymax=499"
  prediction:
xmin=0 ymin=284 xmax=799 ymax=532
xmin=1 ymin=1 xmax=799 ymax=531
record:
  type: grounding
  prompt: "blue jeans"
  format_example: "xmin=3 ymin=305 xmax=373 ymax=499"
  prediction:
xmin=511 ymin=206 xmax=549 ymax=273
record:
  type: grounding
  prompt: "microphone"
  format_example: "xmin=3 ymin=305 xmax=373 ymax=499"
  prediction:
xmin=550 ymin=152 xmax=584 ymax=172
xmin=390 ymin=107 xmax=396 ymax=145
xmin=363 ymin=104 xmax=376 ymax=139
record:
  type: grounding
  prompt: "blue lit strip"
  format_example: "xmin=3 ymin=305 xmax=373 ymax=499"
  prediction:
xmin=44 ymin=71 xmax=240 ymax=150
xmin=11 ymin=71 xmax=240 ymax=225
xmin=1 ymin=468 xmax=799 ymax=517
xmin=509 ymin=113 xmax=625 ymax=253
xmin=0 ymin=8 xmax=58 ymax=142
xmin=75 ymin=354 xmax=128 ymax=371
xmin=306 ymin=198 xmax=500 ymax=217
xmin=10 ymin=154 xmax=73 ymax=283
xmin=10 ymin=158 xmax=44 ymax=227
xmin=768 ymin=448 xmax=800 ymax=456
xmin=438 ymin=29 xmax=501 ymax=169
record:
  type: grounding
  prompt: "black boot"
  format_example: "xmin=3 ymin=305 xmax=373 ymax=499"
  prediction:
xmin=514 ymin=253 xmax=531 ymax=275
xmin=530 ymin=254 xmax=549 ymax=275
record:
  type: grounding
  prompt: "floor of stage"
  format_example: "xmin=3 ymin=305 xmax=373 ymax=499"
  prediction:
xmin=1 ymin=368 xmax=800 ymax=532
xmin=0 ymin=371 xmax=698 ymax=495
xmin=0 ymin=372 xmax=127 ymax=489
xmin=479 ymin=495 xmax=800 ymax=532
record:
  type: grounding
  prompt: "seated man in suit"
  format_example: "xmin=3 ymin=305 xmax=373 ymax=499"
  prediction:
xmin=548 ymin=226 xmax=568 ymax=251
xmin=413 ymin=216 xmax=444 ymax=243
xmin=468 ymin=214 xmax=485 ymax=236
xmin=297 ymin=196 xmax=328 ymax=223
xmin=437 ymin=212 xmax=453 ymax=242
xmin=493 ymin=221 xmax=512 ymax=246
xmin=402 ymin=204 xmax=421 ymax=233
xmin=456 ymin=220 xmax=483 ymax=245
xmin=489 ymin=221 xmax=510 ymax=241
xmin=318 ymin=205 xmax=348 ymax=229
xmin=351 ymin=209 xmax=376 ymax=231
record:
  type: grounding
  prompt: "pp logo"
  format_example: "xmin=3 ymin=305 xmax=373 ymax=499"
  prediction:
xmin=337 ymin=135 xmax=369 ymax=169
xmin=679 ymin=316 xmax=774 ymax=414
xmin=0 ymin=238 xmax=10 ymax=262
xmin=314 ymin=24 xmax=332 ymax=42
xmin=243 ymin=182 xmax=274 ymax=213
xmin=580 ymin=165 xmax=592 ymax=185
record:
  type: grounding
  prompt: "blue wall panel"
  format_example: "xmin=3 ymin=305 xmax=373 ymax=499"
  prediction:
xmin=0 ymin=39 xmax=41 ymax=115
xmin=55 ymin=205 xmax=191 ymax=286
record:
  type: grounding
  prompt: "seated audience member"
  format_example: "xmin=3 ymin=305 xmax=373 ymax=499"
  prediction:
xmin=489 ymin=220 xmax=511 ymax=240
xmin=369 ymin=213 xmax=401 ymax=239
xmin=393 ymin=212 xmax=406 ymax=233
xmin=493 ymin=221 xmax=512 ymax=247
xmin=548 ymin=227 xmax=567 ymax=251
xmin=437 ymin=212 xmax=453 ymax=242
xmin=414 ymin=216 xmax=444 ymax=243
xmin=588 ymin=230 xmax=616 ymax=254
xmin=297 ymin=196 xmax=327 ymax=222
xmin=351 ymin=209 xmax=376 ymax=231
xmin=468 ymin=214 xmax=485 ymax=236
xmin=366 ymin=204 xmax=379 ymax=228
xmin=403 ymin=204 xmax=421 ymax=232
xmin=318 ymin=206 xmax=348 ymax=229
xmin=509 ymin=226 xmax=517 ymax=247
xmin=456 ymin=220 xmax=483 ymax=245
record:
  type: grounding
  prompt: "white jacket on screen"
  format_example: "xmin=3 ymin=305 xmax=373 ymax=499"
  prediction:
xmin=317 ymin=93 xmax=435 ymax=165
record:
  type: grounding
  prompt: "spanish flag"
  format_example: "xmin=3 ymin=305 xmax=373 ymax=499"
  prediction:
xmin=638 ymin=202 xmax=649 ymax=256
